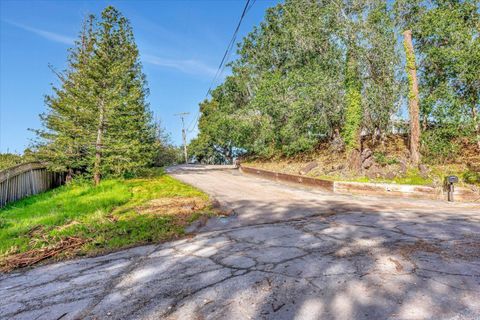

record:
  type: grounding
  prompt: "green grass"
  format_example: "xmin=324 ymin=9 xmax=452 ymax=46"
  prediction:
xmin=346 ymin=169 xmax=433 ymax=185
xmin=0 ymin=168 xmax=213 ymax=267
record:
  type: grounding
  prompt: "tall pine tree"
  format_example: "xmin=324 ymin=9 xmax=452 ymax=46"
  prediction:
xmin=35 ymin=6 xmax=156 ymax=184
xmin=34 ymin=15 xmax=96 ymax=181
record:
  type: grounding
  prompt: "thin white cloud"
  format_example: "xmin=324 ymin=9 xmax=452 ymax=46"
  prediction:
xmin=4 ymin=20 xmax=74 ymax=45
xmin=142 ymin=54 xmax=217 ymax=77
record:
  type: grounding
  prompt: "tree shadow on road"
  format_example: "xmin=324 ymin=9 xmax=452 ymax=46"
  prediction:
xmin=3 ymin=166 xmax=480 ymax=320
xmin=84 ymin=199 xmax=480 ymax=320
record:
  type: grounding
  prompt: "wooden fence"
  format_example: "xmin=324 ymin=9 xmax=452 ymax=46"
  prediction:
xmin=0 ymin=162 xmax=65 ymax=208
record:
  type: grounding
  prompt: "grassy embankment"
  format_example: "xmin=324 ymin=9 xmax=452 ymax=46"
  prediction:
xmin=0 ymin=169 xmax=215 ymax=271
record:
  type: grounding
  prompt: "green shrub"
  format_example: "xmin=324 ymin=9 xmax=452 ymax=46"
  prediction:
xmin=373 ymin=152 xmax=398 ymax=166
xmin=0 ymin=154 xmax=24 ymax=171
xmin=421 ymin=128 xmax=460 ymax=164
xmin=463 ymin=171 xmax=480 ymax=186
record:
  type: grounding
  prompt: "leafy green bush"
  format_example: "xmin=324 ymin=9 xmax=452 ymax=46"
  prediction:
xmin=463 ymin=171 xmax=480 ymax=186
xmin=134 ymin=167 xmax=165 ymax=178
xmin=421 ymin=128 xmax=460 ymax=164
xmin=373 ymin=152 xmax=398 ymax=166
xmin=0 ymin=154 xmax=24 ymax=171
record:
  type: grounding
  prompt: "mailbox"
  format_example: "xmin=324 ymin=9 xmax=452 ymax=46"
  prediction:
xmin=446 ymin=175 xmax=459 ymax=184
xmin=445 ymin=175 xmax=458 ymax=202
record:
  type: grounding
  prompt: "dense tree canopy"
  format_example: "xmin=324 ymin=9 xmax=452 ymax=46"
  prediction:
xmin=191 ymin=0 xmax=479 ymax=165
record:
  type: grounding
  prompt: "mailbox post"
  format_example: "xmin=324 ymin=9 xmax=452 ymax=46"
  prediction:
xmin=445 ymin=175 xmax=458 ymax=202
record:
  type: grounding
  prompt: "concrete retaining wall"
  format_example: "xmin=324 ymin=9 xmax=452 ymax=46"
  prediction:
xmin=240 ymin=165 xmax=480 ymax=203
xmin=240 ymin=166 xmax=334 ymax=192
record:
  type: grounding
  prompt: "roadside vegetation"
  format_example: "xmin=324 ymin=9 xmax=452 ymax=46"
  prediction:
xmin=0 ymin=153 xmax=27 ymax=170
xmin=244 ymin=136 xmax=480 ymax=187
xmin=0 ymin=169 xmax=215 ymax=271
xmin=0 ymin=6 xmax=193 ymax=271
xmin=30 ymin=6 xmax=181 ymax=185
xmin=189 ymin=0 xmax=480 ymax=188
xmin=1 ymin=0 xmax=479 ymax=270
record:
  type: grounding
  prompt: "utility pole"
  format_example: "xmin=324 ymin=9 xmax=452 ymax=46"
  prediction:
xmin=174 ymin=112 xmax=190 ymax=164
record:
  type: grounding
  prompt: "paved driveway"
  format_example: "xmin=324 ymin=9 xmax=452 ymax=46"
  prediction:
xmin=1 ymin=166 xmax=479 ymax=320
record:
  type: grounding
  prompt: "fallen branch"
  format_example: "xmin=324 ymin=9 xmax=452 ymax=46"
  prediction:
xmin=0 ymin=236 xmax=87 ymax=272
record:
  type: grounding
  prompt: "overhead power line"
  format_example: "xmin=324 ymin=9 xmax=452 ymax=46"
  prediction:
xmin=187 ymin=0 xmax=254 ymax=133
xmin=206 ymin=0 xmax=251 ymax=98
xmin=187 ymin=112 xmax=200 ymax=134
xmin=246 ymin=0 xmax=257 ymax=14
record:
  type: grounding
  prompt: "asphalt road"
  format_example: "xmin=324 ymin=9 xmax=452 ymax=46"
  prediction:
xmin=1 ymin=165 xmax=479 ymax=320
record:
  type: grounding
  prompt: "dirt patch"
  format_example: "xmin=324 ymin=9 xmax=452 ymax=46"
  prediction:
xmin=395 ymin=238 xmax=480 ymax=262
xmin=0 ymin=236 xmax=87 ymax=272
xmin=449 ymin=236 xmax=480 ymax=261
xmin=397 ymin=240 xmax=442 ymax=260
xmin=137 ymin=197 xmax=208 ymax=216
xmin=333 ymin=244 xmax=371 ymax=258
xmin=388 ymin=257 xmax=404 ymax=272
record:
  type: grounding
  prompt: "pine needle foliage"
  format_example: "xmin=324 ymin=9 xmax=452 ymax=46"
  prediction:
xmin=33 ymin=7 xmax=157 ymax=183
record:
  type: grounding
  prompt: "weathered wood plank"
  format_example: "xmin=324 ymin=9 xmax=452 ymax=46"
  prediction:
xmin=0 ymin=163 xmax=65 ymax=208
xmin=0 ymin=162 xmax=46 ymax=184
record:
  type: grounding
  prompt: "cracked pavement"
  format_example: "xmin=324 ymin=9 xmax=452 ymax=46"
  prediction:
xmin=1 ymin=165 xmax=480 ymax=319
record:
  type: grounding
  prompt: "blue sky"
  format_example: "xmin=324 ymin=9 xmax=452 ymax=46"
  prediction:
xmin=0 ymin=0 xmax=278 ymax=153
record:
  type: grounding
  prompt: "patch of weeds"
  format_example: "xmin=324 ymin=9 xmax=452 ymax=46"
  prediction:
xmin=421 ymin=128 xmax=461 ymax=164
xmin=134 ymin=167 xmax=166 ymax=178
xmin=373 ymin=152 xmax=398 ymax=166
xmin=463 ymin=171 xmax=480 ymax=186
xmin=392 ymin=168 xmax=432 ymax=185
xmin=0 ymin=217 xmax=11 ymax=229
xmin=350 ymin=168 xmax=432 ymax=185
xmin=350 ymin=176 xmax=370 ymax=183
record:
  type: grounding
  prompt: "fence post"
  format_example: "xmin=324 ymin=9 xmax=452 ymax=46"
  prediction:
xmin=3 ymin=171 xmax=10 ymax=206
xmin=29 ymin=169 xmax=36 ymax=195
xmin=0 ymin=162 xmax=65 ymax=208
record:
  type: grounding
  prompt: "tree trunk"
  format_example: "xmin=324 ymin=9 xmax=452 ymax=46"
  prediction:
xmin=403 ymin=30 xmax=421 ymax=166
xmin=65 ymin=168 xmax=73 ymax=184
xmin=472 ymin=106 xmax=480 ymax=151
xmin=380 ymin=131 xmax=387 ymax=152
xmin=348 ymin=148 xmax=362 ymax=172
xmin=331 ymin=127 xmax=344 ymax=152
xmin=348 ymin=130 xmax=362 ymax=172
xmin=93 ymin=100 xmax=105 ymax=186
xmin=223 ymin=146 xmax=231 ymax=165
